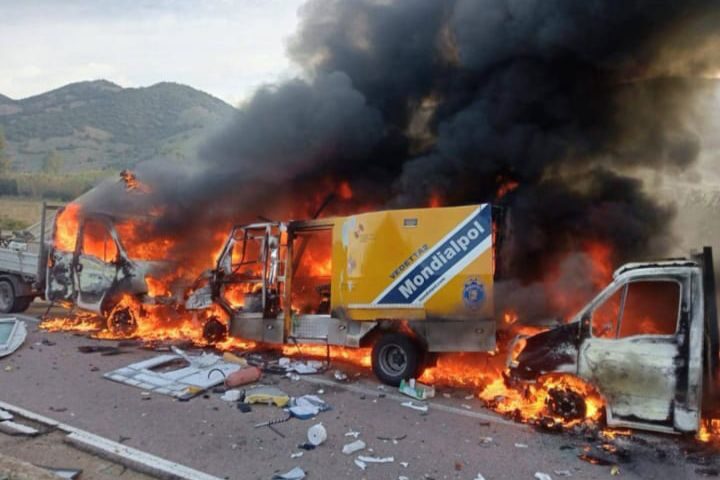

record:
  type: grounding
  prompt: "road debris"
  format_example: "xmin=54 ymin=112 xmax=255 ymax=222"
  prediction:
xmin=534 ymin=473 xmax=552 ymax=480
xmin=0 ymin=420 xmax=39 ymax=436
xmin=515 ymin=443 xmax=529 ymax=448
xmin=345 ymin=431 xmax=360 ymax=438
xmin=245 ymin=386 xmax=290 ymax=407
xmin=104 ymin=350 xmax=240 ymax=400
xmin=401 ymin=401 xmax=428 ymax=412
xmin=354 ymin=458 xmax=367 ymax=470
xmin=77 ymin=345 xmax=123 ymax=355
xmin=220 ymin=389 xmax=243 ymax=402
xmin=0 ymin=409 xmax=13 ymax=421
xmin=254 ymin=414 xmax=291 ymax=429
xmin=357 ymin=455 xmax=394 ymax=464
xmin=0 ymin=317 xmax=26 ymax=358
xmin=289 ymin=395 xmax=329 ymax=420
xmin=334 ymin=370 xmax=348 ymax=381
xmin=342 ymin=440 xmax=366 ymax=455
xmin=271 ymin=466 xmax=306 ymax=480
xmin=224 ymin=366 xmax=262 ymax=388
xmin=554 ymin=470 xmax=572 ymax=476
xmin=473 ymin=474 xmax=487 ymax=480
xmin=307 ymin=423 xmax=327 ymax=446
xmin=290 ymin=452 xmax=304 ymax=459
xmin=35 ymin=466 xmax=82 ymax=479
xmin=399 ymin=378 xmax=435 ymax=400
xmin=222 ymin=351 xmax=248 ymax=366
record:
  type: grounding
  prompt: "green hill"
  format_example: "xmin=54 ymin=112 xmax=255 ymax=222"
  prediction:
xmin=0 ymin=80 xmax=236 ymax=172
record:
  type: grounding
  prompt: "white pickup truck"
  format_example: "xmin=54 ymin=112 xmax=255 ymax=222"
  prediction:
xmin=0 ymin=203 xmax=60 ymax=313
xmin=0 ymin=203 xmax=167 ymax=333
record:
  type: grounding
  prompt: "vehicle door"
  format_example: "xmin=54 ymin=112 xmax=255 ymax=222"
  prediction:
xmin=577 ymin=272 xmax=693 ymax=432
xmin=73 ymin=218 xmax=121 ymax=312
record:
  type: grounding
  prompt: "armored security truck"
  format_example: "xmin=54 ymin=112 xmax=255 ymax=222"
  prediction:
xmin=187 ymin=204 xmax=498 ymax=384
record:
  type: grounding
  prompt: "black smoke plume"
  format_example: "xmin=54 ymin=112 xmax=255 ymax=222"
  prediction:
xmin=79 ymin=0 xmax=720 ymax=320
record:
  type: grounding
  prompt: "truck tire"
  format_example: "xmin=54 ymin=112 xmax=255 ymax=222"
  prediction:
xmin=372 ymin=333 xmax=422 ymax=386
xmin=12 ymin=296 xmax=32 ymax=313
xmin=202 ymin=316 xmax=227 ymax=344
xmin=0 ymin=279 xmax=16 ymax=314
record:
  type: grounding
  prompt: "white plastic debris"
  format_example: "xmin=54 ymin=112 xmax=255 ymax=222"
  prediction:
xmin=461 ymin=404 xmax=473 ymax=410
xmin=279 ymin=357 xmax=291 ymax=367
xmin=357 ymin=455 xmax=394 ymax=464
xmin=554 ymin=470 xmax=572 ymax=477
xmin=287 ymin=373 xmax=301 ymax=381
xmin=334 ymin=370 xmax=348 ymax=381
xmin=272 ymin=467 xmax=306 ymax=480
xmin=534 ymin=473 xmax=553 ymax=480
xmin=399 ymin=477 xmax=409 ymax=480
xmin=400 ymin=462 xmax=409 ymax=468
xmin=290 ymin=362 xmax=318 ymax=374
xmin=342 ymin=440 xmax=366 ymax=455
xmin=307 ymin=423 xmax=327 ymax=446
xmin=220 ymin=389 xmax=242 ymax=402
xmin=401 ymin=401 xmax=428 ymax=412
xmin=354 ymin=459 xmax=367 ymax=471
xmin=474 ymin=474 xmax=487 ymax=480
xmin=345 ymin=430 xmax=361 ymax=438
xmin=479 ymin=436 xmax=493 ymax=444
xmin=514 ymin=443 xmax=529 ymax=448
xmin=290 ymin=452 xmax=304 ymax=459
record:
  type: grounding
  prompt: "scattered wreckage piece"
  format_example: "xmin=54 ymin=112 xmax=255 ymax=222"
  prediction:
xmin=0 ymin=420 xmax=40 ymax=436
xmin=103 ymin=350 xmax=241 ymax=400
xmin=34 ymin=465 xmax=82 ymax=479
xmin=399 ymin=378 xmax=435 ymax=401
xmin=0 ymin=317 xmax=27 ymax=358
xmin=271 ymin=466 xmax=306 ymax=480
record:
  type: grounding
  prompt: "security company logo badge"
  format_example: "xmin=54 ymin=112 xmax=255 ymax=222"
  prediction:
xmin=462 ymin=278 xmax=485 ymax=310
xmin=373 ymin=205 xmax=492 ymax=305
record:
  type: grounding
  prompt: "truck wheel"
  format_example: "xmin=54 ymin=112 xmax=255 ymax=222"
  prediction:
xmin=12 ymin=296 xmax=32 ymax=313
xmin=107 ymin=306 xmax=138 ymax=336
xmin=0 ymin=279 xmax=16 ymax=314
xmin=202 ymin=316 xmax=227 ymax=344
xmin=372 ymin=333 xmax=422 ymax=386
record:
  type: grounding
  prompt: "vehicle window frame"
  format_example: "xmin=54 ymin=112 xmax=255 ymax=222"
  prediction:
xmin=80 ymin=219 xmax=119 ymax=264
xmin=589 ymin=278 xmax=681 ymax=339
xmin=616 ymin=278 xmax=682 ymax=339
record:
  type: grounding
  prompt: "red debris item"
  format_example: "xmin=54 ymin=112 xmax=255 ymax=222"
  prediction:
xmin=225 ymin=366 xmax=262 ymax=388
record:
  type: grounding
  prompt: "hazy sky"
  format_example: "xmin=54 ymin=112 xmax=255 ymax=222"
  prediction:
xmin=0 ymin=0 xmax=304 ymax=105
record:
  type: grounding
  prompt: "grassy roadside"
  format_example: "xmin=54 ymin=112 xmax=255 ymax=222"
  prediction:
xmin=0 ymin=196 xmax=48 ymax=230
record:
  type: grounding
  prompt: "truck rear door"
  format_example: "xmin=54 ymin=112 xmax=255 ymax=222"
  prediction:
xmin=577 ymin=272 xmax=698 ymax=432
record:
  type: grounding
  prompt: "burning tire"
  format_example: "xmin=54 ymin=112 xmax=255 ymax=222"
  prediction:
xmin=202 ymin=316 xmax=227 ymax=344
xmin=107 ymin=306 xmax=138 ymax=336
xmin=372 ymin=333 xmax=422 ymax=386
xmin=546 ymin=387 xmax=587 ymax=421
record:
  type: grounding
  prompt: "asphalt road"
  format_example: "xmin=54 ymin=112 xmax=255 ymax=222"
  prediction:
xmin=0 ymin=307 xmax=718 ymax=480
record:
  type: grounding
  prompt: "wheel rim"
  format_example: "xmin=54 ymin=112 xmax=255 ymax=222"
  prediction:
xmin=108 ymin=307 xmax=137 ymax=335
xmin=0 ymin=282 xmax=11 ymax=311
xmin=378 ymin=343 xmax=408 ymax=375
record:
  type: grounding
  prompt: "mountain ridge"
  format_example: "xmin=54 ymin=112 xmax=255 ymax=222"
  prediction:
xmin=0 ymin=79 xmax=236 ymax=171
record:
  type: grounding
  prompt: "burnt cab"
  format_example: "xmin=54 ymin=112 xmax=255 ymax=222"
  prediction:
xmin=511 ymin=247 xmax=718 ymax=434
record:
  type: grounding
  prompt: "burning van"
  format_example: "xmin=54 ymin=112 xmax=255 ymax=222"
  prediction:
xmin=510 ymin=247 xmax=719 ymax=434
xmin=187 ymin=204 xmax=498 ymax=384
xmin=0 ymin=200 xmax=176 ymax=331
